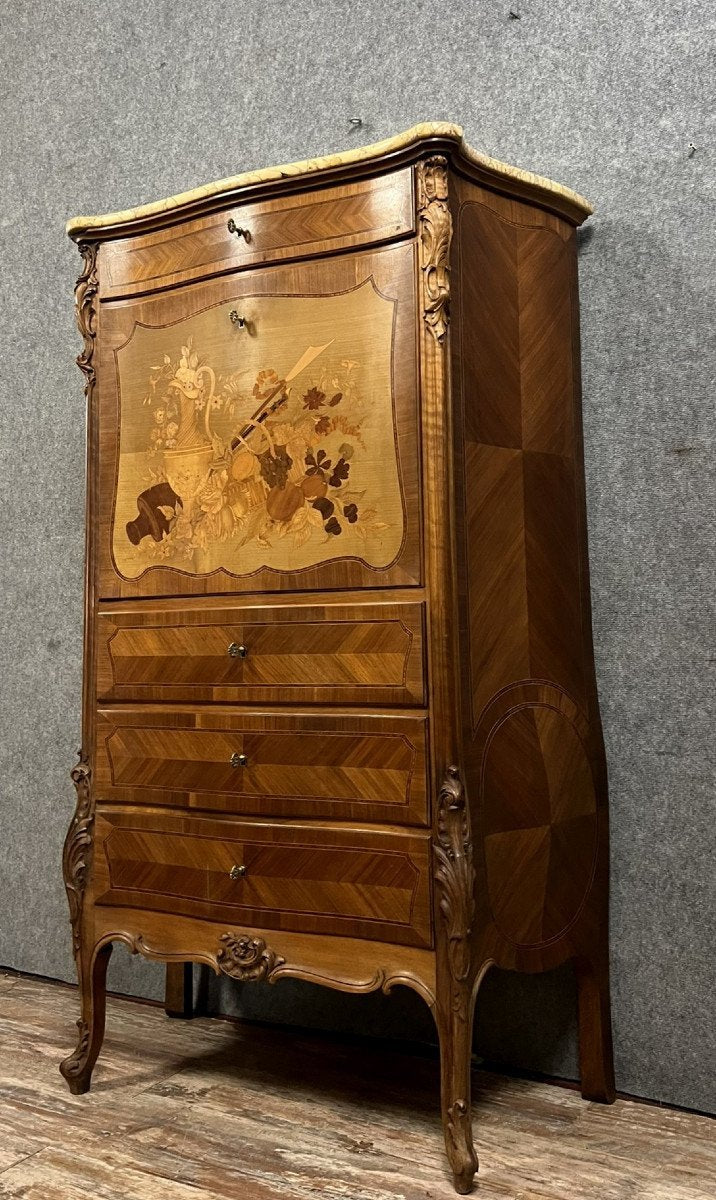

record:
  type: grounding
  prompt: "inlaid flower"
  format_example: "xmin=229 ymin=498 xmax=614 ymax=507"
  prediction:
xmin=303 ymin=387 xmax=326 ymax=410
xmin=253 ymin=368 xmax=280 ymax=401
xmin=328 ymin=457 xmax=350 ymax=488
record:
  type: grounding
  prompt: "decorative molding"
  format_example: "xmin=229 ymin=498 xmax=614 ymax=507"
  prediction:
xmin=417 ymin=156 xmax=452 ymax=344
xmin=75 ymin=241 xmax=98 ymax=393
xmin=217 ymin=933 xmax=286 ymax=982
xmin=433 ymin=765 xmax=475 ymax=984
xmin=67 ymin=123 xmax=591 ymax=240
xmin=62 ymin=752 xmax=94 ymax=961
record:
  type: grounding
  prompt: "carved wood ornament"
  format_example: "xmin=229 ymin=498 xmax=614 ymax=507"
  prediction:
xmin=417 ymin=156 xmax=452 ymax=343
xmin=75 ymin=241 xmax=98 ymax=393
xmin=62 ymin=243 xmax=99 ymax=964
xmin=62 ymin=753 xmax=94 ymax=961
xmin=433 ymin=765 xmax=475 ymax=985
xmin=217 ymin=933 xmax=286 ymax=982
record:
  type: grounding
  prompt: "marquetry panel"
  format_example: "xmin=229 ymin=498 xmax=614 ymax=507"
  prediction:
xmin=477 ymin=688 xmax=598 ymax=948
xmin=455 ymin=195 xmax=588 ymax=732
xmin=96 ymin=598 xmax=426 ymax=705
xmin=96 ymin=241 xmax=421 ymax=598
xmin=93 ymin=808 xmax=433 ymax=948
xmin=94 ymin=707 xmax=430 ymax=826
xmin=99 ymin=168 xmax=415 ymax=299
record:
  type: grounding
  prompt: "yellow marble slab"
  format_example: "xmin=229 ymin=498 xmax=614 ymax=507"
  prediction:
xmin=67 ymin=121 xmax=592 ymax=237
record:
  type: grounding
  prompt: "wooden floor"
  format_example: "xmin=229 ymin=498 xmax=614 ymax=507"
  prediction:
xmin=0 ymin=973 xmax=713 ymax=1199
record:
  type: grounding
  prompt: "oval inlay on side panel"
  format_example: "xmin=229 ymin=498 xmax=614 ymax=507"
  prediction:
xmin=480 ymin=703 xmax=598 ymax=948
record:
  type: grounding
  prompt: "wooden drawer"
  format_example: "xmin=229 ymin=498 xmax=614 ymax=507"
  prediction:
xmin=93 ymin=808 xmax=432 ymax=949
xmin=95 ymin=708 xmax=430 ymax=826
xmin=97 ymin=599 xmax=426 ymax=706
xmin=99 ymin=169 xmax=415 ymax=299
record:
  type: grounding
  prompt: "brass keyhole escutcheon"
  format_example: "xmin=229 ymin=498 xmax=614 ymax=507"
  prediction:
xmin=228 ymin=642 xmax=248 ymax=658
xmin=230 ymin=752 xmax=248 ymax=768
xmin=229 ymin=864 xmax=247 ymax=881
xmin=229 ymin=310 xmax=247 ymax=330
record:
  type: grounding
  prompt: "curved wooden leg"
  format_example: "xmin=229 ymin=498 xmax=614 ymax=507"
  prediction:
xmin=574 ymin=951 xmax=616 ymax=1103
xmin=164 ymin=963 xmax=194 ymax=1019
xmin=60 ymin=941 xmax=113 ymax=1095
xmin=436 ymin=980 xmax=479 ymax=1194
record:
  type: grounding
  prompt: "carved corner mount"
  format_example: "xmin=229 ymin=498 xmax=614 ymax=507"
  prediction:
xmin=75 ymin=241 xmax=98 ymax=393
xmin=63 ymin=750 xmax=94 ymax=961
xmin=433 ymin=765 xmax=475 ymax=984
xmin=217 ymin=933 xmax=286 ymax=983
xmin=417 ymin=156 xmax=452 ymax=344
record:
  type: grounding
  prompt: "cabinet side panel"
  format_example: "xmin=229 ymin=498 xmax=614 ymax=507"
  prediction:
xmin=452 ymin=183 xmax=608 ymax=973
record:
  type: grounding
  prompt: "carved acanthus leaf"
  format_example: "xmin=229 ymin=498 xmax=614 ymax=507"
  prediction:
xmin=433 ymin=765 xmax=475 ymax=983
xmin=417 ymin=156 xmax=452 ymax=343
xmin=446 ymin=1098 xmax=479 ymax=1187
xmin=217 ymin=934 xmax=286 ymax=982
xmin=63 ymin=751 xmax=94 ymax=961
xmin=75 ymin=241 xmax=98 ymax=392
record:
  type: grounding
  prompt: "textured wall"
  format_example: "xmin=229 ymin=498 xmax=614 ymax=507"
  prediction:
xmin=0 ymin=0 xmax=713 ymax=1114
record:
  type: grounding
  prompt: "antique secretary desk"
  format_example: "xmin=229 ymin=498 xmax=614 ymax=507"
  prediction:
xmin=61 ymin=123 xmax=614 ymax=1192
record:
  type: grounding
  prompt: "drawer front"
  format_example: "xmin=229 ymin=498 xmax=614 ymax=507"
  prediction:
xmin=95 ymin=709 xmax=430 ymax=826
xmin=99 ymin=169 xmax=415 ymax=299
xmin=98 ymin=241 xmax=421 ymax=598
xmin=97 ymin=600 xmax=425 ymax=705
xmin=93 ymin=809 xmax=432 ymax=949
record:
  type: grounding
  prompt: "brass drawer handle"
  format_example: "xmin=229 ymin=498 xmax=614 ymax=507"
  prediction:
xmin=229 ymin=311 xmax=247 ymax=329
xmin=227 ymin=218 xmax=251 ymax=242
xmin=228 ymin=642 xmax=248 ymax=658
xmin=230 ymin=752 xmax=248 ymax=768
xmin=229 ymin=864 xmax=247 ymax=880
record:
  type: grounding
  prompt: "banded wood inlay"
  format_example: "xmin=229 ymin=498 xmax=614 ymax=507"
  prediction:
xmin=95 ymin=708 xmax=429 ymax=826
xmin=100 ymin=169 xmax=415 ymax=298
xmin=97 ymin=599 xmax=426 ymax=706
xmin=93 ymin=810 xmax=432 ymax=948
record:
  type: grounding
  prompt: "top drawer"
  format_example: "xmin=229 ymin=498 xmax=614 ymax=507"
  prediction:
xmin=99 ymin=169 xmax=415 ymax=299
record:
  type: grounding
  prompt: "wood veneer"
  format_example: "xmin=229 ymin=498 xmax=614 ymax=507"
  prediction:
xmin=61 ymin=126 xmax=614 ymax=1194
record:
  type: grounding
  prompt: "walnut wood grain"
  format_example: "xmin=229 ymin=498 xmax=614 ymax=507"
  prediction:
xmin=92 ymin=808 xmax=433 ymax=949
xmin=96 ymin=597 xmax=426 ymax=705
xmin=449 ymin=178 xmax=614 ymax=1117
xmin=94 ymin=706 xmax=430 ymax=826
xmin=100 ymin=169 xmax=415 ymax=299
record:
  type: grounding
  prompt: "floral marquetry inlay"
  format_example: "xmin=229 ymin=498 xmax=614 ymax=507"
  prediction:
xmin=111 ymin=281 xmax=405 ymax=580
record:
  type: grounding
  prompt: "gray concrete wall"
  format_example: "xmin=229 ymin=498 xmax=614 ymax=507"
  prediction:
xmin=0 ymin=0 xmax=713 ymax=1113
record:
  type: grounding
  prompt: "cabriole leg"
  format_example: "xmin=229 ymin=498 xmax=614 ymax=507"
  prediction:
xmin=436 ymin=982 xmax=479 ymax=1194
xmin=574 ymin=951 xmax=616 ymax=1103
xmin=60 ymin=941 xmax=113 ymax=1095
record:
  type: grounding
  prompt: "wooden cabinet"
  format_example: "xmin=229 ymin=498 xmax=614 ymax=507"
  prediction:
xmin=61 ymin=122 xmax=614 ymax=1193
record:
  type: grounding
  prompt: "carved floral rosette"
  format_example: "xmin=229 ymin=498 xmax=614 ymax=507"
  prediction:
xmin=217 ymin=933 xmax=286 ymax=982
xmin=417 ymin=156 xmax=452 ymax=343
xmin=433 ymin=765 xmax=476 ymax=984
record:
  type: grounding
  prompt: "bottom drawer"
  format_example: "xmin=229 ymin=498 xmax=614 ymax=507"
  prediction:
xmin=94 ymin=809 xmax=433 ymax=949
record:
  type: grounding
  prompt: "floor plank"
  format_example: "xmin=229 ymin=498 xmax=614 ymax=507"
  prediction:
xmin=0 ymin=972 xmax=713 ymax=1199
